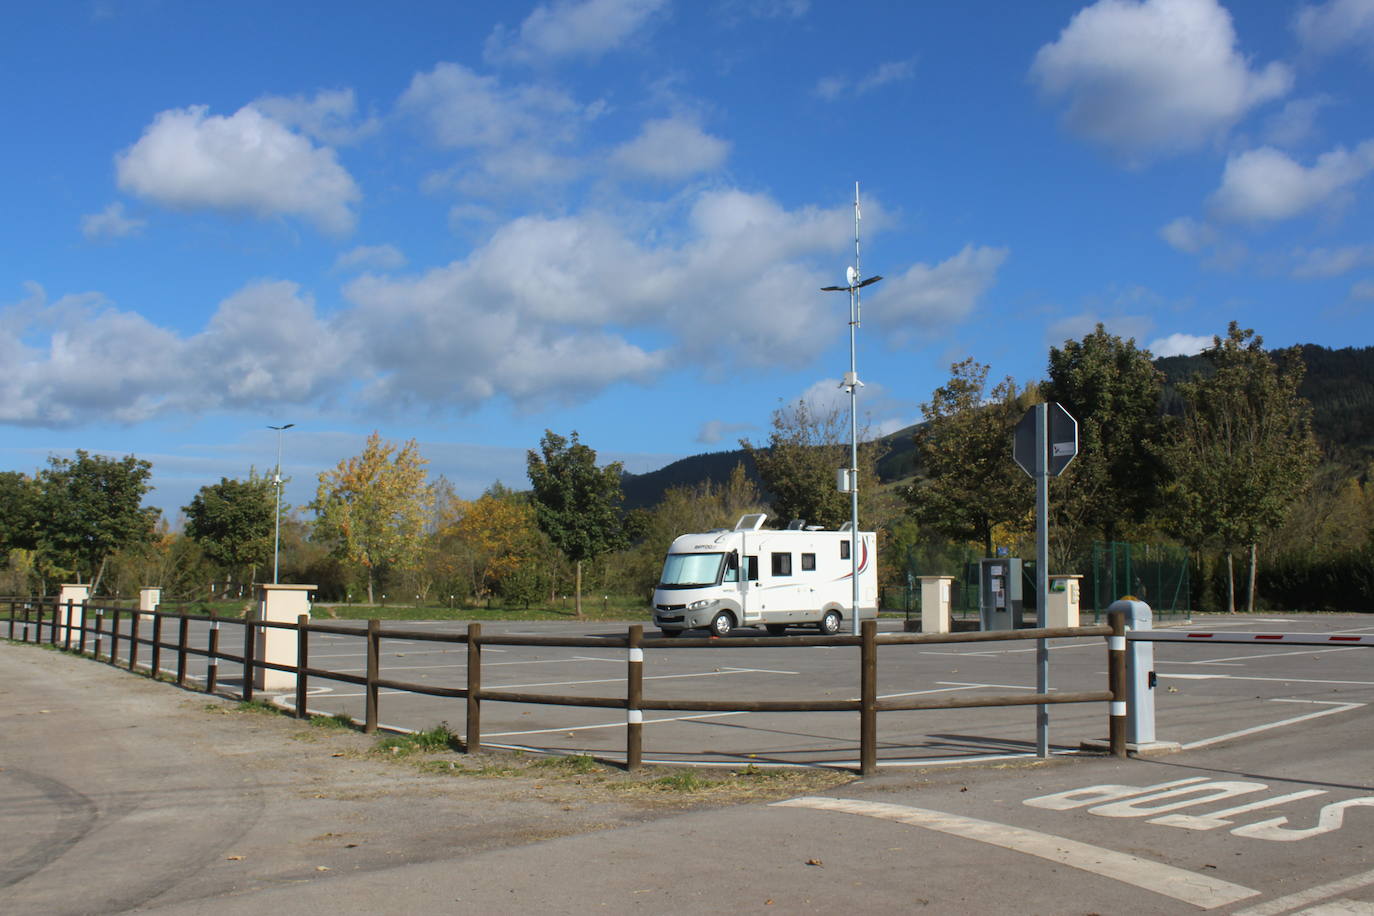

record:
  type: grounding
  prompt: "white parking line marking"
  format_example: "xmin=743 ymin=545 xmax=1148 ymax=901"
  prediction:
xmin=771 ymin=796 xmax=1258 ymax=909
xmin=937 ymin=680 xmax=1039 ymax=691
xmin=1233 ymin=866 xmax=1374 ymax=916
xmin=491 ymin=668 xmax=779 ymax=690
xmin=1160 ymin=673 xmax=1374 ymax=687
xmin=1184 ymin=647 xmax=1360 ymax=664
xmin=1182 ymin=700 xmax=1365 ymax=750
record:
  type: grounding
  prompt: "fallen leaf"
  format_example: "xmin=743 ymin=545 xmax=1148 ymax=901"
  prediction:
xmin=765 ymin=900 xmax=774 ymax=905
xmin=806 ymin=859 xmax=823 ymax=867
xmin=330 ymin=752 xmax=345 ymax=758
xmin=226 ymin=855 xmax=245 ymax=861
xmin=316 ymin=866 xmax=330 ymax=871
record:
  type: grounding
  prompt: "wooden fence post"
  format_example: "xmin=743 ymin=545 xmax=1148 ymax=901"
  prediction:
xmin=242 ymin=617 xmax=255 ymax=702
xmin=364 ymin=619 xmax=380 ymax=734
xmin=176 ymin=616 xmax=189 ymax=687
xmin=1108 ymin=611 xmax=1127 ymax=759
xmin=93 ymin=608 xmax=104 ymax=660
xmin=109 ymin=608 xmax=121 ymax=663
xmin=77 ymin=602 xmax=89 ymax=655
xmin=627 ymin=625 xmax=644 ymax=771
xmin=860 ymin=619 xmax=878 ymax=776
xmin=206 ymin=612 xmax=220 ymax=695
xmin=62 ymin=599 xmax=73 ymax=651
xmin=466 ymin=623 xmax=481 ymax=753
xmin=295 ymin=614 xmax=310 ymax=719
xmin=151 ymin=614 xmax=163 ymax=677
xmin=129 ymin=610 xmax=141 ymax=672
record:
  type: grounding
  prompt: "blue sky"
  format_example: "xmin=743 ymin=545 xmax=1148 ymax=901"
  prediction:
xmin=5 ymin=0 xmax=1373 ymax=519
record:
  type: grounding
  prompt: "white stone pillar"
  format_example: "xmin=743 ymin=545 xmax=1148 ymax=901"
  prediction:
xmin=58 ymin=583 xmax=91 ymax=642
xmin=138 ymin=586 xmax=162 ymax=623
xmin=254 ymin=584 xmax=314 ymax=691
xmin=918 ymin=576 xmax=954 ymax=634
xmin=1045 ymin=575 xmax=1083 ymax=628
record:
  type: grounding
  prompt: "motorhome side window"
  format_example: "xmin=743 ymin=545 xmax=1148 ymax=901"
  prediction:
xmin=745 ymin=556 xmax=759 ymax=581
xmin=724 ymin=552 xmax=739 ymax=582
xmin=801 ymin=553 xmax=816 ymax=571
xmin=771 ymin=552 xmax=792 ymax=576
xmin=840 ymin=540 xmax=850 ymax=560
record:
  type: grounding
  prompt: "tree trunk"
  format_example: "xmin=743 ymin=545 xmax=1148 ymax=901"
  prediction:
xmin=367 ymin=572 xmax=375 ymax=605
xmin=1247 ymin=543 xmax=1258 ymax=613
xmin=1225 ymin=552 xmax=1235 ymax=613
xmin=90 ymin=556 xmax=108 ymax=595
xmin=575 ymin=560 xmax=584 ymax=620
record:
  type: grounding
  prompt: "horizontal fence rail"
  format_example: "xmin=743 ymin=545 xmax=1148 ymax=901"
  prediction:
xmin=3 ymin=598 xmax=1128 ymax=773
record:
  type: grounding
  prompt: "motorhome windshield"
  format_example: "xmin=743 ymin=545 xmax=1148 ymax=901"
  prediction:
xmin=659 ymin=552 xmax=725 ymax=588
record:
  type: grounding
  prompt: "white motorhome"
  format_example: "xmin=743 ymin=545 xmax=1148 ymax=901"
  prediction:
xmin=651 ymin=513 xmax=877 ymax=637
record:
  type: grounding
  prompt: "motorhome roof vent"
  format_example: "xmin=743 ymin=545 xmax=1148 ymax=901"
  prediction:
xmin=786 ymin=519 xmax=806 ymax=530
xmin=735 ymin=513 xmax=768 ymax=530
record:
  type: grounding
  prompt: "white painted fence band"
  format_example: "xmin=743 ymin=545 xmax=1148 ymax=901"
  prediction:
xmin=1108 ymin=636 xmax=1125 ymax=651
xmin=1111 ymin=701 xmax=1127 ymax=717
xmin=627 ymin=709 xmax=643 ymax=725
xmin=628 ymin=648 xmax=644 ymax=663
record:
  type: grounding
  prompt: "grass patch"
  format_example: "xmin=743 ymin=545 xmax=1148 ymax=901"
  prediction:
xmin=235 ymin=699 xmax=282 ymax=716
xmin=374 ymin=723 xmax=462 ymax=757
xmin=311 ymin=712 xmax=356 ymax=730
xmin=531 ymin=754 xmax=604 ymax=775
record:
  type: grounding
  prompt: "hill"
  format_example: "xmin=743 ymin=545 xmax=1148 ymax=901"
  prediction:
xmin=621 ymin=343 xmax=1374 ymax=511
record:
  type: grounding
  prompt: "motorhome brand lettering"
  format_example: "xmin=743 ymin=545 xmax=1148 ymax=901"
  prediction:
xmin=1024 ymin=779 xmax=1374 ymax=842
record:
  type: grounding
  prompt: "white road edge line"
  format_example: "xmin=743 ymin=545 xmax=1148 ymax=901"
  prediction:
xmin=1231 ymin=866 xmax=1374 ymax=916
xmin=1181 ymin=699 xmax=1366 ymax=750
xmin=771 ymin=796 xmax=1258 ymax=910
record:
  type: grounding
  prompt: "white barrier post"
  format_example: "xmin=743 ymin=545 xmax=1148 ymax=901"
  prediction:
xmin=918 ymin=576 xmax=953 ymax=634
xmin=254 ymin=584 xmax=315 ymax=691
xmin=58 ymin=583 xmax=91 ymax=645
xmin=1105 ymin=597 xmax=1179 ymax=753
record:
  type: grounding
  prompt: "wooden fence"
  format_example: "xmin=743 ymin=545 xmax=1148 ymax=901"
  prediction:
xmin=4 ymin=599 xmax=1127 ymax=774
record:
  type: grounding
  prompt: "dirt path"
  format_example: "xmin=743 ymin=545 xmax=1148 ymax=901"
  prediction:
xmin=0 ymin=640 xmax=849 ymax=914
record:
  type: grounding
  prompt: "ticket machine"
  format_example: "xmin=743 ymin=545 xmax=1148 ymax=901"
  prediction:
xmin=979 ymin=558 xmax=1023 ymax=630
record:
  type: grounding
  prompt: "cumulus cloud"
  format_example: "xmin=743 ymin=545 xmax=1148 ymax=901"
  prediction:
xmin=1159 ymin=216 xmax=1217 ymax=254
xmin=253 ymin=88 xmax=380 ymax=146
xmin=81 ymin=202 xmax=146 ymax=240
xmin=815 ymin=59 xmax=916 ymax=101
xmin=116 ymin=105 xmax=360 ymax=235
xmin=333 ymin=244 xmax=408 ymax=273
xmin=1295 ymin=0 xmax=1374 ymax=61
xmin=1147 ymin=332 xmax=1213 ymax=357
xmin=1264 ymin=95 xmax=1332 ymax=148
xmin=873 ymin=245 xmax=1009 ymax=345
xmin=1031 ymin=0 xmax=1292 ymax=162
xmin=399 ymin=63 xmax=593 ymax=151
xmin=484 ymin=0 xmax=666 ymax=64
xmin=1292 ymin=243 xmax=1374 ymax=277
xmin=1208 ymin=140 xmax=1374 ymax=223
xmin=611 ymin=117 xmax=730 ymax=180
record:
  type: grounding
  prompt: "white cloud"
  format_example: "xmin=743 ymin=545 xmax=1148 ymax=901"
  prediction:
xmin=1292 ymin=243 xmax=1374 ymax=277
xmin=253 ymin=88 xmax=380 ymax=146
xmin=484 ymin=0 xmax=667 ymax=64
xmin=400 ymin=63 xmax=594 ymax=151
xmin=1208 ymin=141 xmax=1374 ymax=223
xmin=1263 ymin=95 xmax=1332 ymax=148
xmin=696 ymin=419 xmax=754 ymax=445
xmin=333 ymin=244 xmax=408 ymax=273
xmin=815 ymin=59 xmax=916 ymax=101
xmin=873 ymin=245 xmax=1009 ymax=345
xmin=1159 ymin=216 xmax=1217 ymax=253
xmin=1351 ymin=279 xmax=1374 ymax=300
xmin=81 ymin=202 xmax=146 ymax=240
xmin=1295 ymin=0 xmax=1374 ymax=61
xmin=1147 ymin=332 xmax=1213 ymax=357
xmin=1047 ymin=313 xmax=1154 ymax=348
xmin=116 ymin=105 xmax=360 ymax=235
xmin=1031 ymin=0 xmax=1292 ymax=162
xmin=611 ymin=117 xmax=730 ymax=180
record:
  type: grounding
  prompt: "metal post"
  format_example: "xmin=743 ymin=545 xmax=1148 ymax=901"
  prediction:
xmin=627 ymin=625 xmax=643 ymax=771
xmin=860 ymin=618 xmax=878 ymax=775
xmin=465 ymin=623 xmax=481 ymax=753
xmin=364 ymin=619 xmax=380 ymax=734
xmin=269 ymin=423 xmax=294 ymax=584
xmin=1108 ymin=611 xmax=1127 ymax=758
xmin=1035 ymin=403 xmax=1050 ymax=758
xmin=295 ymin=614 xmax=310 ymax=719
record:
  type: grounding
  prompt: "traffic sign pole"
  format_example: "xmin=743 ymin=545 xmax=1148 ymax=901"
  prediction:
xmin=1035 ymin=403 xmax=1050 ymax=758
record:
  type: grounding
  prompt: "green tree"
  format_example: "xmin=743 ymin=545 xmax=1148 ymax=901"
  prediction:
xmin=312 ymin=433 xmax=432 ymax=604
xmin=1043 ymin=324 xmax=1165 ymax=546
xmin=740 ymin=399 xmax=882 ymax=530
xmin=905 ymin=359 xmax=1035 ymax=556
xmin=526 ymin=430 xmax=627 ymax=618
xmin=183 ymin=472 xmax=275 ymax=595
xmin=0 ymin=471 xmax=39 ymax=554
xmin=1156 ymin=323 xmax=1320 ymax=611
xmin=35 ymin=451 xmax=159 ymax=593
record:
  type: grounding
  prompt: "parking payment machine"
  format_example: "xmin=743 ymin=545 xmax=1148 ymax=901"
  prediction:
xmin=979 ymin=558 xmax=1023 ymax=630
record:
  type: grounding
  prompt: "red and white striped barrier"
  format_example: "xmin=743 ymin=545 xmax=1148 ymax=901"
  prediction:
xmin=1129 ymin=630 xmax=1374 ymax=647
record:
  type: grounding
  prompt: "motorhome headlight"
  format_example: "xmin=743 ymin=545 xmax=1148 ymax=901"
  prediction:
xmin=687 ymin=599 xmax=715 ymax=610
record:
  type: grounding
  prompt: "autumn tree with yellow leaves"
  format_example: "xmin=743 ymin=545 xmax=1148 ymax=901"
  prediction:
xmin=312 ymin=432 xmax=432 ymax=604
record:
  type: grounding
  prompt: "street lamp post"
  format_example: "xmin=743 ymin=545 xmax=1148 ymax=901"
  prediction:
xmin=268 ymin=423 xmax=294 ymax=584
xmin=822 ymin=182 xmax=881 ymax=636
